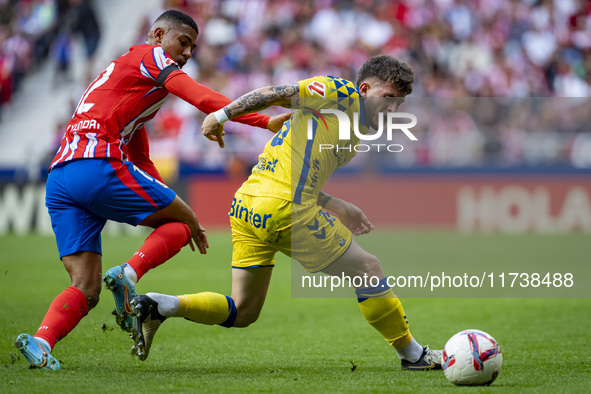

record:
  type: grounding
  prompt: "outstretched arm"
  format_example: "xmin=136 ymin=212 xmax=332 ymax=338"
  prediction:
xmin=202 ymin=83 xmax=299 ymax=148
xmin=164 ymin=72 xmax=272 ymax=130
xmin=318 ymin=191 xmax=374 ymax=236
xmin=223 ymin=84 xmax=299 ymax=117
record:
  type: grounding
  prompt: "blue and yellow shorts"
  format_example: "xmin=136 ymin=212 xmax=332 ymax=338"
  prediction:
xmin=229 ymin=193 xmax=352 ymax=272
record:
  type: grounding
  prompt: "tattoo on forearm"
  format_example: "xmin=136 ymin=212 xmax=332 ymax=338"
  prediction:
xmin=270 ymin=84 xmax=298 ymax=97
xmin=225 ymin=83 xmax=299 ymax=118
xmin=318 ymin=191 xmax=333 ymax=208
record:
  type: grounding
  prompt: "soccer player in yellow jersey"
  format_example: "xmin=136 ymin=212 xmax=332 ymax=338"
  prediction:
xmin=129 ymin=55 xmax=442 ymax=370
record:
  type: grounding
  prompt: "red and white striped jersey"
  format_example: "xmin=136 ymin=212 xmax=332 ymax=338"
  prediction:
xmin=50 ymin=45 xmax=183 ymax=170
xmin=49 ymin=43 xmax=272 ymax=172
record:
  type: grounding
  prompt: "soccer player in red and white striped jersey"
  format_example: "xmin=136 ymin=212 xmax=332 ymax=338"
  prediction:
xmin=14 ymin=10 xmax=289 ymax=370
xmin=50 ymin=16 xmax=276 ymax=178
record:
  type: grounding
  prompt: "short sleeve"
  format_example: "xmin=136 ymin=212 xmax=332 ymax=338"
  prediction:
xmin=298 ymin=76 xmax=330 ymax=99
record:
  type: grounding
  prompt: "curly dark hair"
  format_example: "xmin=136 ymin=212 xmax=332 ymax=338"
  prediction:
xmin=356 ymin=55 xmax=414 ymax=95
xmin=154 ymin=10 xmax=199 ymax=36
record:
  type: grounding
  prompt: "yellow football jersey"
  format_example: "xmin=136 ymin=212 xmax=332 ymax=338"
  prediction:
xmin=236 ymin=75 xmax=368 ymax=205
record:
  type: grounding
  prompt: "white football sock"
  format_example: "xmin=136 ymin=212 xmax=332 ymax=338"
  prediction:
xmin=146 ymin=292 xmax=179 ymax=317
xmin=37 ymin=337 xmax=52 ymax=351
xmin=123 ymin=263 xmax=138 ymax=285
xmin=396 ymin=338 xmax=424 ymax=362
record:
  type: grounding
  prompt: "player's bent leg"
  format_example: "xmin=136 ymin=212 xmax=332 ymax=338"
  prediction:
xmin=176 ymin=292 xmax=237 ymax=326
xmin=127 ymin=269 xmax=272 ymax=361
xmin=140 ymin=195 xmax=208 ymax=254
xmin=128 ymin=268 xmax=273 ymax=361
xmin=139 ymin=195 xmax=196 ymax=228
xmin=321 ymin=238 xmax=384 ymax=279
xmin=128 ymin=290 xmax=238 ymax=361
xmin=64 ymin=252 xmax=102 ymax=309
xmin=321 ymin=239 xmax=442 ymax=370
xmin=123 ymin=222 xmax=191 ymax=282
xmin=15 ymin=252 xmax=97 ymax=368
xmin=231 ymin=266 xmax=273 ymax=327
xmin=36 ymin=253 xmax=96 ymax=346
xmin=105 ymin=200 xmax=195 ymax=332
xmin=325 ymin=244 xmax=414 ymax=354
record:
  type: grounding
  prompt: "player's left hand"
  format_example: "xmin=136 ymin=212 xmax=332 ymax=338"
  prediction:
xmin=266 ymin=112 xmax=292 ymax=133
xmin=202 ymin=113 xmax=226 ymax=148
xmin=326 ymin=198 xmax=374 ymax=236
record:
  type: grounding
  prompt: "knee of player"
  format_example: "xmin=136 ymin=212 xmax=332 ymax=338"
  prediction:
xmin=233 ymin=310 xmax=260 ymax=328
xmin=233 ymin=319 xmax=257 ymax=328
xmin=360 ymin=252 xmax=383 ymax=276
xmin=72 ymin=282 xmax=101 ymax=309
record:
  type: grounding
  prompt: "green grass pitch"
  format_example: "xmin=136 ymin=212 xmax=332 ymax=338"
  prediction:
xmin=0 ymin=231 xmax=589 ymax=393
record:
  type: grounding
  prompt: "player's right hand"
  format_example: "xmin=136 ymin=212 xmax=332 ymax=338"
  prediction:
xmin=202 ymin=113 xmax=226 ymax=148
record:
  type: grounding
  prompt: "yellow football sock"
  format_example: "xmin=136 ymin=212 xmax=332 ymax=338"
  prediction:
xmin=358 ymin=290 xmax=413 ymax=349
xmin=176 ymin=292 xmax=231 ymax=325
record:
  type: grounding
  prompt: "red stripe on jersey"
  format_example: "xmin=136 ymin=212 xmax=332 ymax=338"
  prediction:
xmin=110 ymin=160 xmax=158 ymax=208
xmin=49 ymin=45 xmax=179 ymax=171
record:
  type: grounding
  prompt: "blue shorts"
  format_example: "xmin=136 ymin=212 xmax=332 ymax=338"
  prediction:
xmin=46 ymin=159 xmax=176 ymax=258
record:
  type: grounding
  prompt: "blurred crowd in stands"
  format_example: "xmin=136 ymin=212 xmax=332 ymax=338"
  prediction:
xmin=1 ymin=0 xmax=590 ymax=176
xmin=149 ymin=0 xmax=591 ymax=174
xmin=0 ymin=0 xmax=100 ymax=117
xmin=164 ymin=0 xmax=591 ymax=97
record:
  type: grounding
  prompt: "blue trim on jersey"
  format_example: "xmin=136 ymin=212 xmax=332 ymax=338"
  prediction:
xmin=140 ymin=61 xmax=157 ymax=82
xmin=294 ymin=118 xmax=318 ymax=204
xmin=151 ymin=49 xmax=161 ymax=71
xmin=141 ymin=86 xmax=160 ymax=99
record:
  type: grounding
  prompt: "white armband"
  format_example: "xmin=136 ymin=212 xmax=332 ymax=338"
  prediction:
xmin=213 ymin=108 xmax=230 ymax=124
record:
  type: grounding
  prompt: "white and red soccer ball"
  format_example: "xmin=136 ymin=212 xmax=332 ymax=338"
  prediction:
xmin=442 ymin=329 xmax=502 ymax=386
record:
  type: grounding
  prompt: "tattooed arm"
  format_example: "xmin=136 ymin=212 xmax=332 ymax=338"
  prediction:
xmin=227 ymin=84 xmax=299 ymax=117
xmin=202 ymin=83 xmax=299 ymax=148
